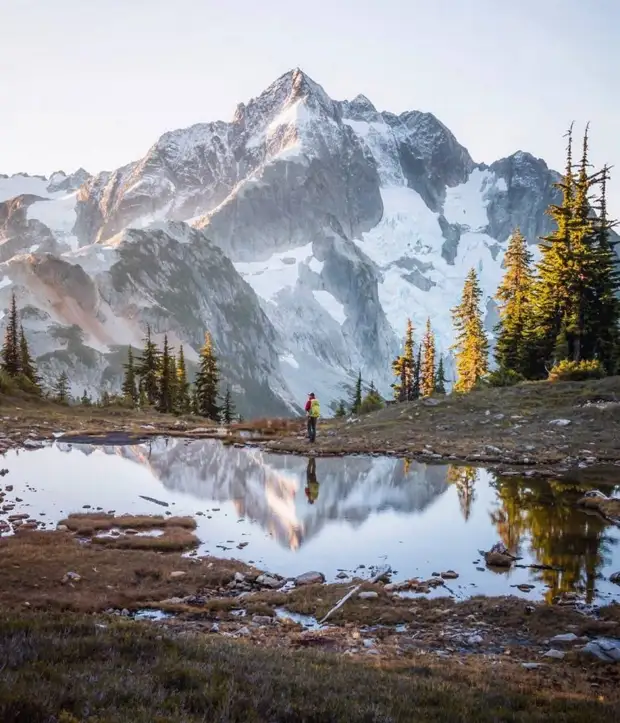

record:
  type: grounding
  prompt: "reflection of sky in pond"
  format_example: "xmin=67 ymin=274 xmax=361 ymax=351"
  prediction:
xmin=3 ymin=438 xmax=620 ymax=604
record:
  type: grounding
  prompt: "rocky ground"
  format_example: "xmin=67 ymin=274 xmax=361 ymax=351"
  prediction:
xmin=1 ymin=527 xmax=620 ymax=721
xmin=266 ymin=376 xmax=620 ymax=474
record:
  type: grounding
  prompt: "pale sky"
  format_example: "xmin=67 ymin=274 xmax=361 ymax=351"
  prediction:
xmin=1 ymin=0 xmax=618 ymax=213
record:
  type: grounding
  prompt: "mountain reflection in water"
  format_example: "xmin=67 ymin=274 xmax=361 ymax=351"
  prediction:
xmin=20 ymin=438 xmax=619 ymax=602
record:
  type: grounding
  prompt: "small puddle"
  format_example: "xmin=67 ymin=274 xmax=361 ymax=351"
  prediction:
xmin=1 ymin=437 xmax=620 ymax=604
xmin=274 ymin=607 xmax=324 ymax=630
xmin=133 ymin=609 xmax=171 ymax=621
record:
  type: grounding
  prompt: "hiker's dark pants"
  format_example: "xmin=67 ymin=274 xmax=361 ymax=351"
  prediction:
xmin=307 ymin=416 xmax=317 ymax=442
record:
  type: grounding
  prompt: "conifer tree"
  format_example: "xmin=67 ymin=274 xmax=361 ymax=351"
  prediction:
xmin=391 ymin=319 xmax=415 ymax=401
xmin=420 ymin=317 xmax=436 ymax=396
xmin=335 ymin=400 xmax=347 ymax=418
xmin=2 ymin=292 xmax=20 ymax=376
xmin=351 ymin=370 xmax=363 ymax=414
xmin=80 ymin=389 xmax=91 ymax=406
xmin=434 ymin=356 xmax=447 ymax=394
xmin=121 ymin=346 xmax=138 ymax=407
xmin=100 ymin=390 xmax=111 ymax=407
xmin=412 ymin=348 xmax=421 ymax=399
xmin=175 ymin=344 xmax=191 ymax=414
xmin=451 ymin=268 xmax=489 ymax=392
xmin=19 ymin=324 xmax=39 ymax=389
xmin=194 ymin=332 xmax=220 ymax=421
xmin=55 ymin=371 xmax=69 ymax=404
xmin=222 ymin=385 xmax=235 ymax=425
xmin=136 ymin=325 xmax=160 ymax=406
xmin=157 ymin=334 xmax=175 ymax=414
xmin=494 ymin=229 xmax=535 ymax=377
xmin=533 ymin=125 xmax=619 ymax=374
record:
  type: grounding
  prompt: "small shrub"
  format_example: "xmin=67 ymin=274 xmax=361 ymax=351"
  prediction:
xmin=548 ymin=359 xmax=605 ymax=383
xmin=359 ymin=392 xmax=383 ymax=415
xmin=483 ymin=369 xmax=524 ymax=388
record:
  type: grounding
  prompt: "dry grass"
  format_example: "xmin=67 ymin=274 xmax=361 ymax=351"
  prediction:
xmin=59 ymin=512 xmax=197 ymax=534
xmin=0 ymin=612 xmax=617 ymax=723
xmin=0 ymin=531 xmax=250 ymax=612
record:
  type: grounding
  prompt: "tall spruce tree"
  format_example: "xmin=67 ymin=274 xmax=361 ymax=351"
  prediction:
xmin=222 ymin=385 xmax=235 ymax=425
xmin=533 ymin=125 xmax=619 ymax=374
xmin=434 ymin=356 xmax=447 ymax=394
xmin=19 ymin=324 xmax=39 ymax=390
xmin=451 ymin=268 xmax=489 ymax=392
xmin=420 ymin=317 xmax=436 ymax=397
xmin=412 ymin=348 xmax=421 ymax=399
xmin=194 ymin=332 xmax=220 ymax=421
xmin=80 ymin=389 xmax=91 ymax=406
xmin=351 ymin=370 xmax=362 ymax=414
xmin=121 ymin=346 xmax=138 ymax=407
xmin=136 ymin=325 xmax=160 ymax=406
xmin=2 ymin=292 xmax=20 ymax=376
xmin=55 ymin=371 xmax=69 ymax=404
xmin=157 ymin=334 xmax=175 ymax=413
xmin=494 ymin=229 xmax=535 ymax=376
xmin=175 ymin=345 xmax=191 ymax=414
xmin=391 ymin=319 xmax=415 ymax=401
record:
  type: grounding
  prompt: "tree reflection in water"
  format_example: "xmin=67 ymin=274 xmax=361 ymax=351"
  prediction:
xmin=447 ymin=465 xmax=478 ymax=521
xmin=489 ymin=474 xmax=617 ymax=603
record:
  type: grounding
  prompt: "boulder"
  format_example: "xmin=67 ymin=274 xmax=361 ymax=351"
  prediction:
xmin=256 ymin=574 xmax=283 ymax=589
xmin=579 ymin=638 xmax=620 ymax=663
xmin=543 ymin=649 xmax=566 ymax=660
xmin=169 ymin=571 xmax=187 ymax=579
xmin=609 ymin=572 xmax=620 ymax=585
xmin=484 ymin=552 xmax=514 ymax=568
xmin=440 ymin=570 xmax=459 ymax=580
xmin=295 ymin=571 xmax=325 ymax=586
xmin=550 ymin=633 xmax=579 ymax=644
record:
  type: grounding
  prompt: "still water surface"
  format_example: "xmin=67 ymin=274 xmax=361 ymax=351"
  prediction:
xmin=4 ymin=438 xmax=620 ymax=603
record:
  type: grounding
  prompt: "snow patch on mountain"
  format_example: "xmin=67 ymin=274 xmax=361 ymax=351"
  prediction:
xmin=312 ymin=290 xmax=347 ymax=326
xmin=444 ymin=168 xmax=503 ymax=230
xmin=235 ymin=243 xmax=314 ymax=301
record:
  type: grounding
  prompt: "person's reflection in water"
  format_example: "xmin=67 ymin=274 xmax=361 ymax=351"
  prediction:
xmin=305 ymin=457 xmax=319 ymax=504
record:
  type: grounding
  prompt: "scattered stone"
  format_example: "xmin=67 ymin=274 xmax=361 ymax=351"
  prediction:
xmin=169 ymin=571 xmax=187 ymax=579
xmin=515 ymin=584 xmax=535 ymax=593
xmin=252 ymin=615 xmax=274 ymax=626
xmin=61 ymin=571 xmax=81 ymax=584
xmin=550 ymin=633 xmax=579 ymax=644
xmin=609 ymin=572 xmax=620 ymax=585
xmin=237 ymin=542 xmax=249 ymax=549
xmin=256 ymin=574 xmax=282 ymax=589
xmin=233 ymin=626 xmax=251 ymax=637
xmin=543 ymin=649 xmax=566 ymax=660
xmin=210 ymin=623 xmax=220 ymax=633
xmin=476 ymin=567 xmax=485 ymax=572
xmin=441 ymin=570 xmax=459 ymax=580
xmin=358 ymin=591 xmax=379 ymax=600
xmin=336 ymin=572 xmax=349 ymax=579
xmin=467 ymin=635 xmax=483 ymax=645
xmin=522 ymin=663 xmax=543 ymax=670
xmin=549 ymin=419 xmax=571 ymax=427
xmin=295 ymin=571 xmax=325 ymax=586
xmin=234 ymin=572 xmax=246 ymax=583
xmin=485 ymin=552 xmax=514 ymax=568
xmin=8 ymin=513 xmax=29 ymax=522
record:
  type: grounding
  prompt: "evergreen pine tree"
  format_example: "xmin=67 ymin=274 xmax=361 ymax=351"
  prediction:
xmin=135 ymin=325 xmax=160 ymax=406
xmin=55 ymin=371 xmax=69 ymax=404
xmin=121 ymin=346 xmax=138 ymax=407
xmin=494 ymin=229 xmax=535 ymax=376
xmin=391 ymin=319 xmax=415 ymax=401
xmin=157 ymin=334 xmax=174 ymax=413
xmin=451 ymin=268 xmax=489 ymax=392
xmin=80 ymin=389 xmax=91 ymax=406
xmin=412 ymin=348 xmax=421 ymax=399
xmin=100 ymin=390 xmax=111 ymax=407
xmin=222 ymin=385 xmax=235 ymax=425
xmin=351 ymin=370 xmax=362 ymax=414
xmin=19 ymin=324 xmax=39 ymax=390
xmin=2 ymin=292 xmax=20 ymax=377
xmin=420 ymin=317 xmax=436 ymax=396
xmin=194 ymin=332 xmax=220 ymax=421
xmin=335 ymin=399 xmax=347 ymax=418
xmin=175 ymin=344 xmax=191 ymax=414
xmin=434 ymin=356 xmax=447 ymax=394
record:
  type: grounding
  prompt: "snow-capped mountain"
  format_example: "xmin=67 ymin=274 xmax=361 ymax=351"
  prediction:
xmin=0 ymin=69 xmax=568 ymax=415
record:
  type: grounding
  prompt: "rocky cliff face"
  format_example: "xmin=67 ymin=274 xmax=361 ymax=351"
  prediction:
xmin=0 ymin=69 xmax=593 ymax=414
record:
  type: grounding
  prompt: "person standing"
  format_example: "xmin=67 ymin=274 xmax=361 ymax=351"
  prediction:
xmin=305 ymin=392 xmax=320 ymax=442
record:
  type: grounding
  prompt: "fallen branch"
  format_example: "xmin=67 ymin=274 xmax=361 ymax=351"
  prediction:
xmin=319 ymin=565 xmax=391 ymax=624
